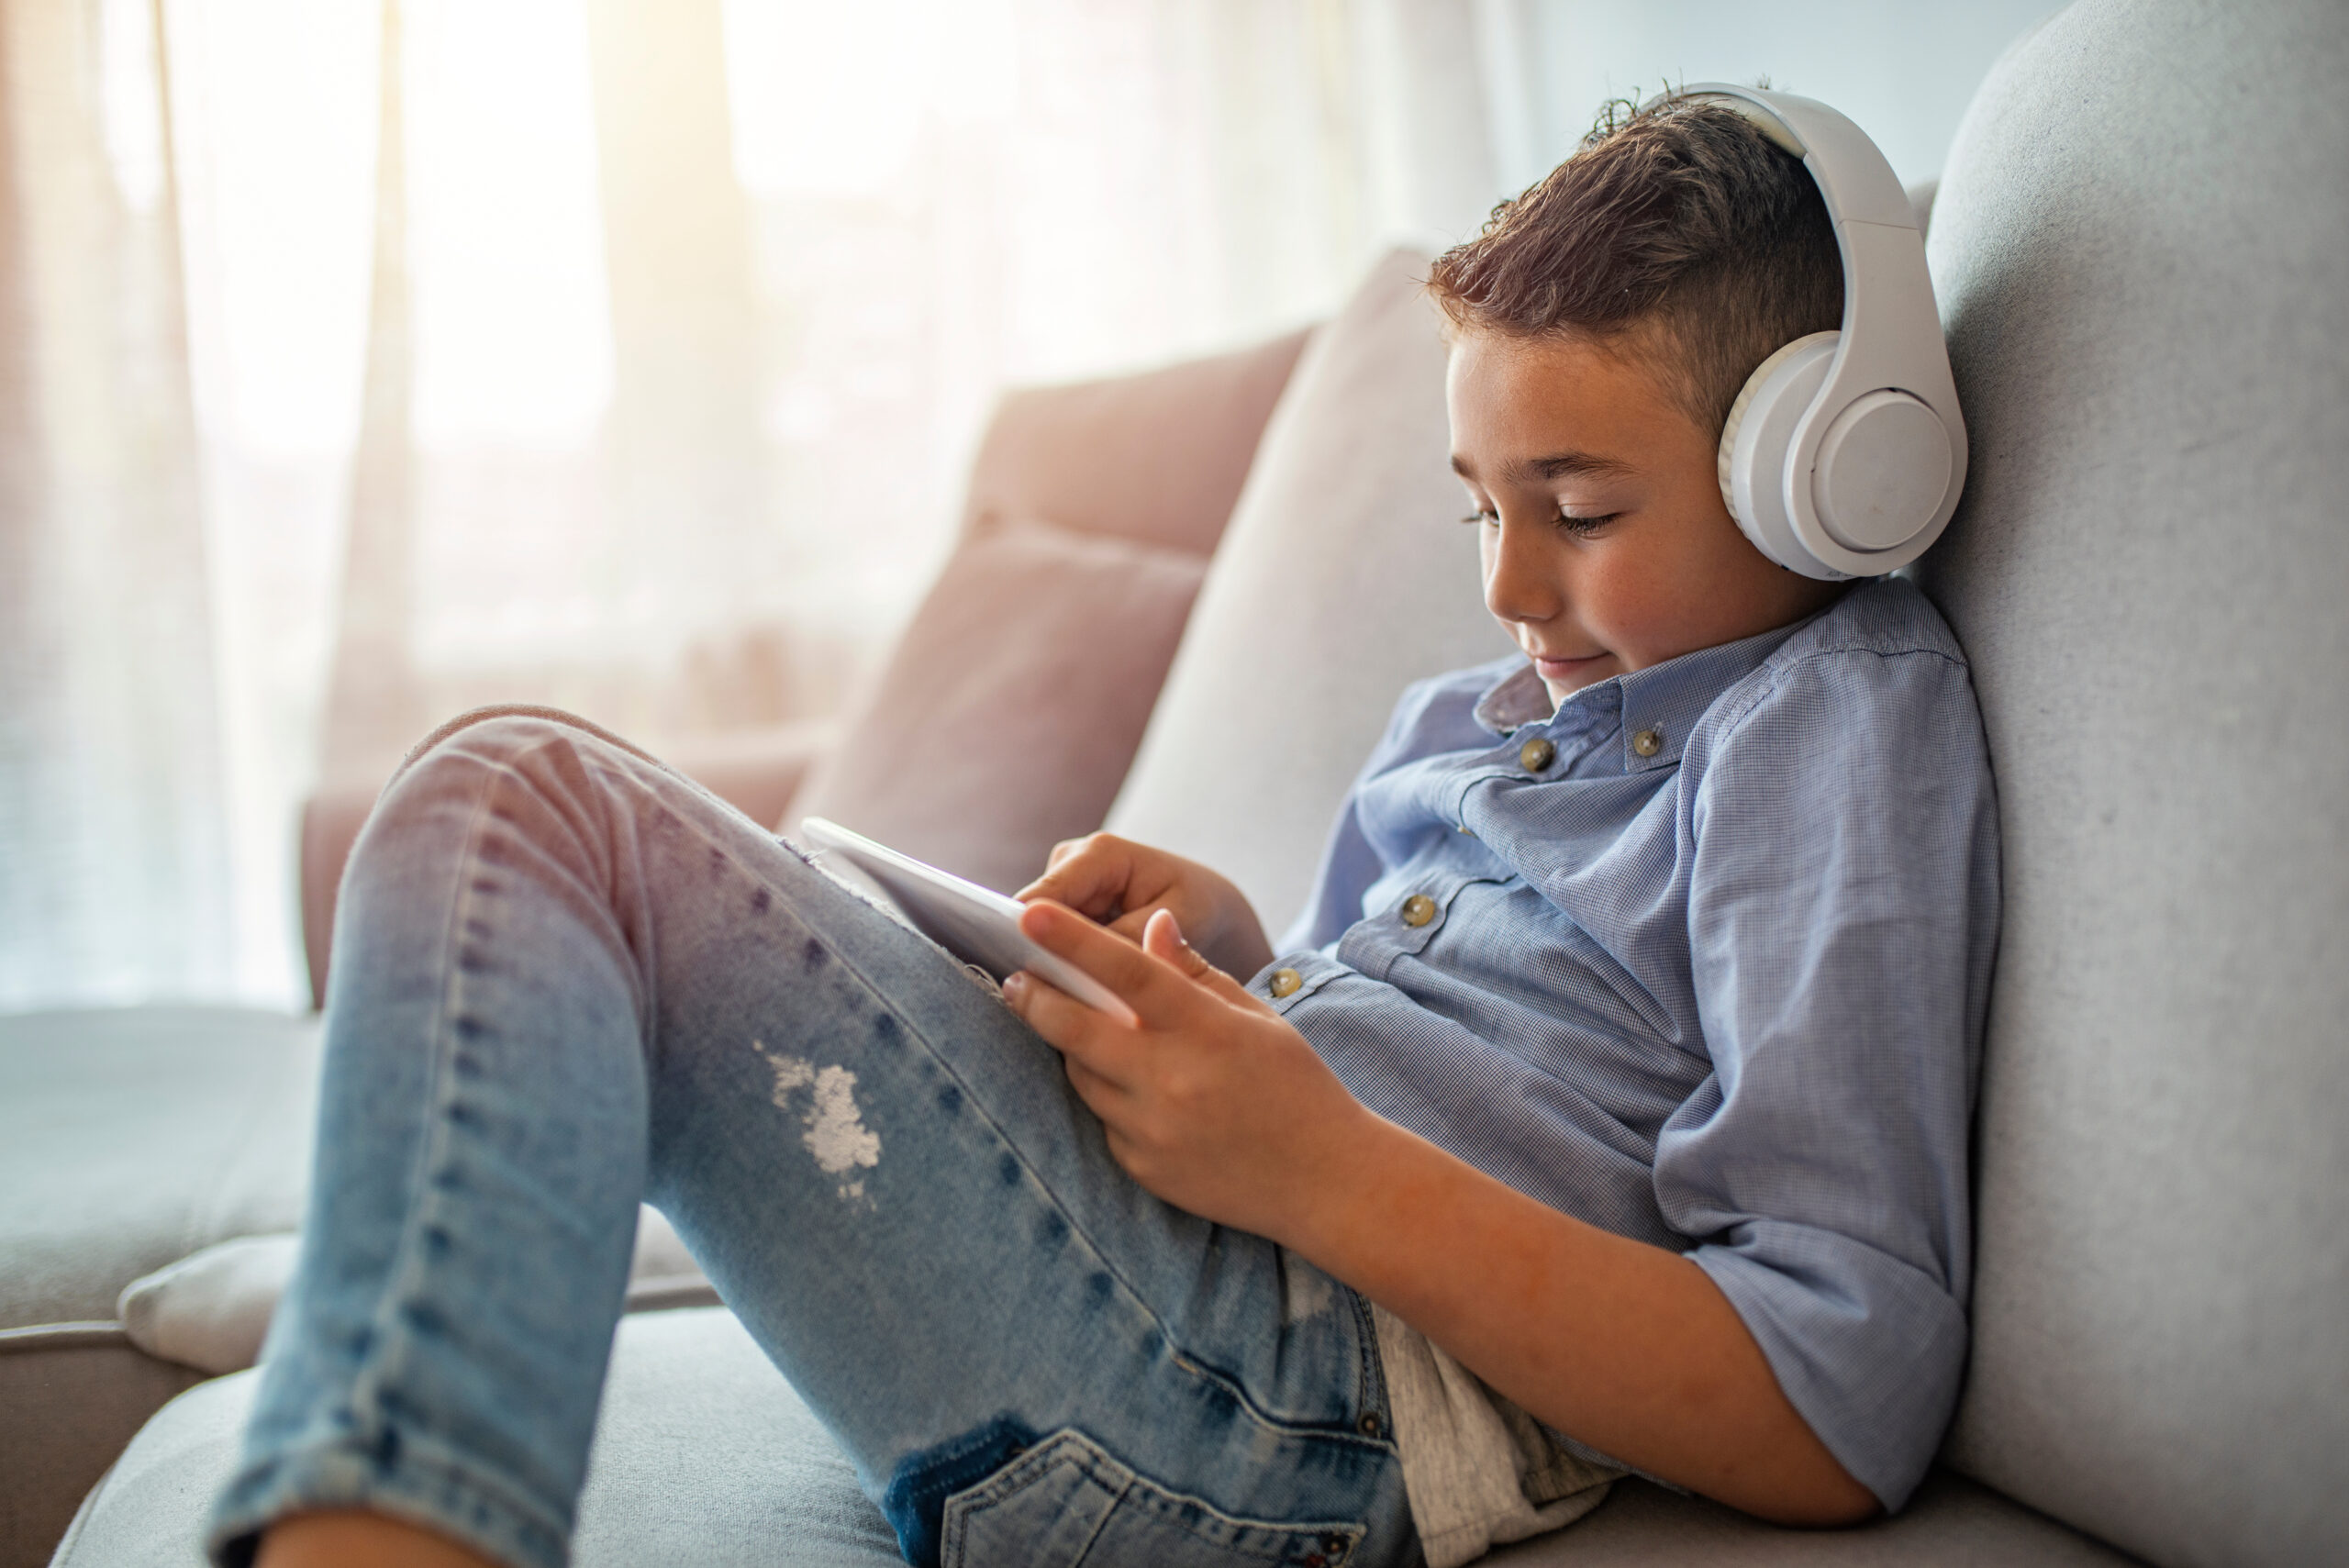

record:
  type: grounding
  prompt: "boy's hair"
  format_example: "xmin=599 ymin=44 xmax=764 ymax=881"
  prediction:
xmin=1428 ymin=93 xmax=1843 ymax=436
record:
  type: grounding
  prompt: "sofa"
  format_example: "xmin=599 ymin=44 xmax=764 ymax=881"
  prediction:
xmin=7 ymin=1 xmax=2344 ymax=1562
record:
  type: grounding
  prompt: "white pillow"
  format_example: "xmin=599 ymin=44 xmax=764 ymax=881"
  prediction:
xmin=118 ymin=1207 xmax=714 ymax=1374
xmin=1107 ymin=248 xmax=1511 ymax=936
xmin=117 ymin=1232 xmax=297 ymax=1376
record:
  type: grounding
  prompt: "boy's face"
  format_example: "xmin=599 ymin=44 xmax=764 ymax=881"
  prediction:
xmin=1447 ymin=328 xmax=1841 ymax=707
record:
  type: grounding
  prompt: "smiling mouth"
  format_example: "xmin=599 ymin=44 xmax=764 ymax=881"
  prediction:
xmin=1531 ymin=650 xmax=1609 ymax=670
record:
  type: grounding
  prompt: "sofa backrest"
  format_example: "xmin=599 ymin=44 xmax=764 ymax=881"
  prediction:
xmin=960 ymin=328 xmax=1311 ymax=555
xmin=1108 ymin=249 xmax=1510 ymax=932
xmin=1915 ymin=3 xmax=2349 ymax=1563
xmin=784 ymin=328 xmax=1309 ymax=892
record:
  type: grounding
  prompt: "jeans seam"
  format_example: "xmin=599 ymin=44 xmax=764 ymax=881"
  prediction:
xmin=340 ymin=746 xmax=511 ymax=1507
xmin=1346 ymin=1286 xmax=1392 ymax=1441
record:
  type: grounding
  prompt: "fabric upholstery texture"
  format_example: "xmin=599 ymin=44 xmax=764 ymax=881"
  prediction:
xmin=787 ymin=326 xmax=1312 ymax=894
xmin=1914 ymin=3 xmax=2349 ymax=1564
xmin=1108 ymin=247 xmax=1513 ymax=935
xmin=48 ymin=1308 xmax=906 ymax=1568
xmin=1 ymin=1334 xmax=200 ymax=1568
xmin=0 ymin=1008 xmax=318 ymax=1331
xmin=0 ymin=1007 xmax=317 ymax=1568
xmin=786 ymin=522 xmax=1209 ymax=892
xmin=960 ymin=328 xmax=1311 ymax=555
xmin=1490 ymin=1473 xmax=2138 ymax=1566
xmin=50 ymin=1307 xmax=2138 ymax=1567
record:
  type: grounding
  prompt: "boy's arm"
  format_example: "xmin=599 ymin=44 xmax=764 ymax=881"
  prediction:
xmin=1004 ymin=903 xmax=1878 ymax=1528
xmin=1293 ymin=1098 xmax=1880 ymax=1525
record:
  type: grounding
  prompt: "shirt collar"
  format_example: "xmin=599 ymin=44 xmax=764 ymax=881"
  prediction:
xmin=1470 ymin=611 xmax=1822 ymax=772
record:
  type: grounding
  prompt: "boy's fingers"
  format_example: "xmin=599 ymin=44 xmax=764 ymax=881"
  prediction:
xmin=1143 ymin=909 xmax=1275 ymax=1014
xmin=1141 ymin=909 xmax=1211 ymax=977
xmin=1004 ymin=970 xmax=1143 ymax=1086
xmin=1019 ymin=900 xmax=1190 ymax=1021
xmin=1017 ymin=840 xmax=1128 ymax=917
xmin=1061 ymin=1054 xmax=1130 ymax=1118
xmin=1108 ymin=906 xmax=1163 ymax=945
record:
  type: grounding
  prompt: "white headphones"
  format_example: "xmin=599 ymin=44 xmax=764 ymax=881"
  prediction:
xmin=1669 ymin=84 xmax=1967 ymax=581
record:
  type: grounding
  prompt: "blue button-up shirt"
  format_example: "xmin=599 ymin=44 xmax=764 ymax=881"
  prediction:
xmin=1264 ymin=577 xmax=1998 ymax=1508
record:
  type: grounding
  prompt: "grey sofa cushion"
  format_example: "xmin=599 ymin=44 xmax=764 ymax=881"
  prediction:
xmin=1108 ymin=247 xmax=1512 ymax=936
xmin=1915 ymin=1 xmax=2349 ymax=1564
xmin=1 ymin=1332 xmax=199 ymax=1568
xmin=0 ymin=1007 xmax=319 ymax=1332
xmin=48 ymin=1307 xmax=905 ymax=1568
xmin=0 ymin=1007 xmax=317 ymax=1568
xmin=53 ymin=1307 xmax=2137 ymax=1566
xmin=1489 ymin=1473 xmax=2137 ymax=1566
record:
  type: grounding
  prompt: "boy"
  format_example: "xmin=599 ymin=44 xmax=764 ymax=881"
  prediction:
xmin=222 ymin=93 xmax=1996 ymax=1568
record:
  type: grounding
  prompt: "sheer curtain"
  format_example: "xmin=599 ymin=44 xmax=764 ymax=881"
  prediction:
xmin=1 ymin=0 xmax=1524 ymax=1014
xmin=0 ymin=0 xmax=2061 ymax=1015
xmin=0 ymin=0 xmax=225 ymax=1010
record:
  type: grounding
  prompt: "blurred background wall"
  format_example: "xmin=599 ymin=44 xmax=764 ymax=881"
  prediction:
xmin=0 ymin=0 xmax=2064 ymax=1014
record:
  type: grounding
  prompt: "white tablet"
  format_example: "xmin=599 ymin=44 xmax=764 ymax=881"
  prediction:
xmin=799 ymin=817 xmax=1140 ymax=1027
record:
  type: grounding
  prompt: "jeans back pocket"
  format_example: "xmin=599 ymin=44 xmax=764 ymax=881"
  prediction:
xmin=941 ymin=1429 xmax=1364 ymax=1568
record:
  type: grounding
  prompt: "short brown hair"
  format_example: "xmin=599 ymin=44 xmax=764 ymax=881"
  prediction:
xmin=1428 ymin=93 xmax=1843 ymax=434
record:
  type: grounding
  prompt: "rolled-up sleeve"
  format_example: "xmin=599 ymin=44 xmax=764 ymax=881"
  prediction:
xmin=1663 ymin=647 xmax=1999 ymax=1508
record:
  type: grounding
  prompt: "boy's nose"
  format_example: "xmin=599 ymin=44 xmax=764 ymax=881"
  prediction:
xmin=1482 ymin=514 xmax=1563 ymax=624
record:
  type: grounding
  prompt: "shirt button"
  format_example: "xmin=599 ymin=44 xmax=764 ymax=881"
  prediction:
xmin=1400 ymin=894 xmax=1436 ymax=928
xmin=1631 ymin=727 xmax=1664 ymax=758
xmin=1519 ymin=737 xmax=1556 ymax=772
xmin=1268 ymin=968 xmax=1302 ymax=998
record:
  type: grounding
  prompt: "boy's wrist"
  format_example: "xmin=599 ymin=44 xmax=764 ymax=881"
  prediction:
xmin=1264 ymin=1100 xmax=1414 ymax=1273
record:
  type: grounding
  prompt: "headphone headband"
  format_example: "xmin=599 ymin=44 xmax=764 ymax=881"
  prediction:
xmin=1663 ymin=84 xmax=1969 ymax=579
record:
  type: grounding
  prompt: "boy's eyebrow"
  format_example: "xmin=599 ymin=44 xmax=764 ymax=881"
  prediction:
xmin=1451 ymin=450 xmax=1641 ymax=484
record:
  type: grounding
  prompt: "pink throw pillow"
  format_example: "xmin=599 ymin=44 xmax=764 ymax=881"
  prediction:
xmin=787 ymin=522 xmax=1206 ymax=894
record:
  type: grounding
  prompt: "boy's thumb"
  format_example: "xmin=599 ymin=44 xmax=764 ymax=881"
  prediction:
xmin=1143 ymin=910 xmax=1264 ymax=1009
xmin=1142 ymin=908 xmax=1208 ymax=974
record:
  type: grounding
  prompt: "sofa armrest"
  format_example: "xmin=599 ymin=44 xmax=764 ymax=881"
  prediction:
xmin=300 ymin=717 xmax=843 ymax=1009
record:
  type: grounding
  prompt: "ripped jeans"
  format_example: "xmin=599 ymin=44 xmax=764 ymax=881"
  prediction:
xmin=209 ymin=711 xmax=1415 ymax=1568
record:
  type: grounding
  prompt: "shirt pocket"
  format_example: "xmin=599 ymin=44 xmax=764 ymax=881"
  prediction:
xmin=941 ymin=1428 xmax=1364 ymax=1568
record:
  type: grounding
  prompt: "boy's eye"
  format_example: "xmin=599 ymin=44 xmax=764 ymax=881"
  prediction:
xmin=1455 ymin=506 xmax=1617 ymax=533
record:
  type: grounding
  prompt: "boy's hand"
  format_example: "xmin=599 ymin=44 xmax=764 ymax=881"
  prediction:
xmin=1016 ymin=834 xmax=1275 ymax=984
xmin=1008 ymin=905 xmax=1879 ymax=1530
xmin=1003 ymin=901 xmax=1367 ymax=1242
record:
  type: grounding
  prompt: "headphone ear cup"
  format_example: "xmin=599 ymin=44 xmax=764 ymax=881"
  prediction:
xmin=1717 ymin=331 xmax=1843 ymax=579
